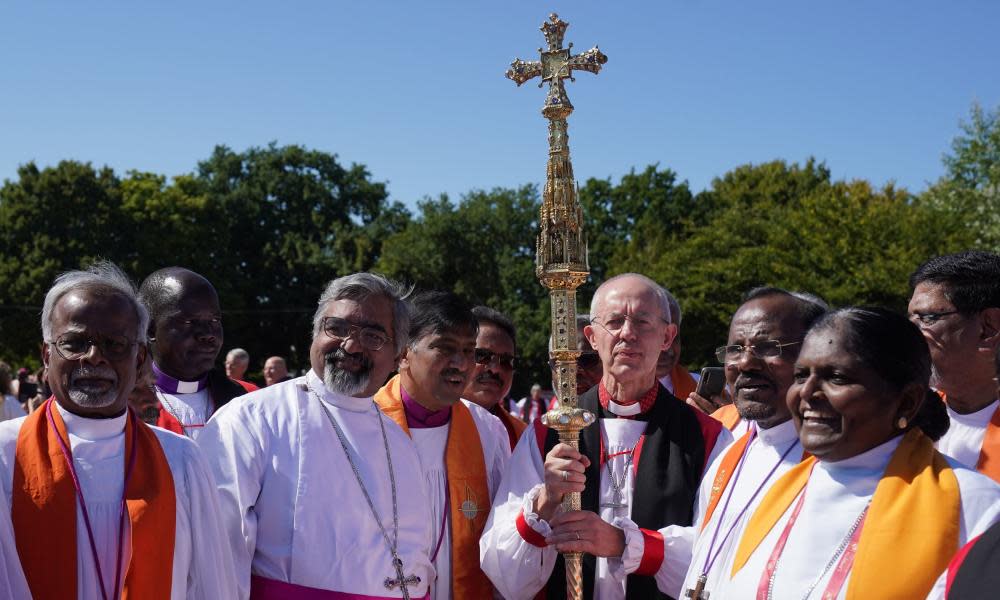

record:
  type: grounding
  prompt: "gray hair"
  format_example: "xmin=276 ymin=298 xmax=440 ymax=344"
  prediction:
xmin=589 ymin=273 xmax=673 ymax=324
xmin=312 ymin=272 xmax=412 ymax=355
xmin=41 ymin=260 xmax=149 ymax=343
xmin=663 ymin=288 xmax=682 ymax=327
xmin=226 ymin=348 xmax=250 ymax=362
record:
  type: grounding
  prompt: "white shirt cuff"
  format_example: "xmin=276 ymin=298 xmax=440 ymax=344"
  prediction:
xmin=609 ymin=516 xmax=643 ymax=579
xmin=521 ymin=484 xmax=554 ymax=536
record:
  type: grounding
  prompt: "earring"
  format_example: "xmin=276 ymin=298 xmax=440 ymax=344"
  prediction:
xmin=897 ymin=416 xmax=908 ymax=429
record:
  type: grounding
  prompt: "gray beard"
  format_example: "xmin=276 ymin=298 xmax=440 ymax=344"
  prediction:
xmin=68 ymin=366 xmax=119 ymax=408
xmin=323 ymin=359 xmax=371 ymax=397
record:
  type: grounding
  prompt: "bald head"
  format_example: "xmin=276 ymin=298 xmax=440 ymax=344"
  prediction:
xmin=590 ymin=273 xmax=672 ymax=324
xmin=139 ymin=267 xmax=223 ymax=381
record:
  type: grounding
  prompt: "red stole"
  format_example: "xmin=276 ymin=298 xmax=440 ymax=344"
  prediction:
xmin=11 ymin=398 xmax=176 ymax=599
xmin=374 ymin=375 xmax=494 ymax=599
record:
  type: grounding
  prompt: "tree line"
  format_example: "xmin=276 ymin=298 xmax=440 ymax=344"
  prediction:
xmin=1 ymin=104 xmax=997 ymax=395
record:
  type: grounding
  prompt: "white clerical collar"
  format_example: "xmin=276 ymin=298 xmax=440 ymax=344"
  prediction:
xmin=756 ymin=418 xmax=799 ymax=447
xmin=303 ymin=370 xmax=374 ymax=413
xmin=947 ymin=398 xmax=1000 ymax=424
xmin=817 ymin=433 xmax=903 ymax=475
xmin=606 ymin=398 xmax=642 ymax=417
xmin=55 ymin=402 xmax=127 ymax=442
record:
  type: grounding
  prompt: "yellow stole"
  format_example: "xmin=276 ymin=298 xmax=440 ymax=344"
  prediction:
xmin=731 ymin=429 xmax=960 ymax=599
xmin=711 ymin=403 xmax=742 ymax=431
xmin=12 ymin=398 xmax=176 ymax=600
xmin=375 ymin=375 xmax=494 ymax=599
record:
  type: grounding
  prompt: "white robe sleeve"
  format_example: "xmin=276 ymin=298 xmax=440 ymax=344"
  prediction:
xmin=178 ymin=438 xmax=240 ymax=600
xmin=198 ymin=403 xmax=268 ymax=599
xmin=0 ymin=488 xmax=29 ymax=600
xmin=480 ymin=425 xmax=558 ymax=600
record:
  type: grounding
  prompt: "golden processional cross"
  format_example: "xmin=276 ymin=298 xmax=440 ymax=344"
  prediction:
xmin=506 ymin=13 xmax=607 ymax=600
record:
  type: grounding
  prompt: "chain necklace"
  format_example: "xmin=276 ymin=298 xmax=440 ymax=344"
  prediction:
xmin=309 ymin=383 xmax=419 ymax=599
xmin=600 ymin=436 xmax=643 ymax=509
xmin=154 ymin=389 xmax=207 ymax=436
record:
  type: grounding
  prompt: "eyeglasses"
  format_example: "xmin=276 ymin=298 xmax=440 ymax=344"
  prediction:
xmin=474 ymin=348 xmax=516 ymax=369
xmin=909 ymin=311 xmax=960 ymax=327
xmin=321 ymin=317 xmax=391 ymax=351
xmin=590 ymin=313 xmax=668 ymax=336
xmin=548 ymin=352 xmax=601 ymax=371
xmin=47 ymin=333 xmax=137 ymax=361
xmin=715 ymin=340 xmax=801 ymax=364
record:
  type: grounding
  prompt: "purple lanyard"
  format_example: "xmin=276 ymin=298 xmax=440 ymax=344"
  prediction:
xmin=47 ymin=403 xmax=138 ymax=600
xmin=700 ymin=426 xmax=799 ymax=577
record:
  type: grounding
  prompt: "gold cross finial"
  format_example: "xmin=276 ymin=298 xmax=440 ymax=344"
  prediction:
xmin=505 ymin=13 xmax=608 ymax=119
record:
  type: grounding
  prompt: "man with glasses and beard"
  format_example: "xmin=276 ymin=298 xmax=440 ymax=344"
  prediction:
xmin=374 ymin=291 xmax=510 ymax=600
xmin=908 ymin=251 xmax=1000 ymax=481
xmin=199 ymin=273 xmax=436 ymax=599
xmin=0 ymin=261 xmax=235 ymax=599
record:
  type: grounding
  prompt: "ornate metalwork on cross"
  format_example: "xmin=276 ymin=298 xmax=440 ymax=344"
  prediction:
xmin=506 ymin=13 xmax=607 ymax=600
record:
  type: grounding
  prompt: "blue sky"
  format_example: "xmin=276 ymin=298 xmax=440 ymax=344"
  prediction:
xmin=2 ymin=2 xmax=998 ymax=208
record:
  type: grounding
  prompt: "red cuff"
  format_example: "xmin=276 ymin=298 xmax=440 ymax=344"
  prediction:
xmin=635 ymin=528 xmax=665 ymax=576
xmin=515 ymin=509 xmax=549 ymax=548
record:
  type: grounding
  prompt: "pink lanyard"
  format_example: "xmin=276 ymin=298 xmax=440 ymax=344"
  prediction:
xmin=47 ymin=403 xmax=138 ymax=600
xmin=756 ymin=473 xmax=868 ymax=600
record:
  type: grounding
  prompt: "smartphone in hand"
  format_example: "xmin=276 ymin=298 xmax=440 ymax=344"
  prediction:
xmin=695 ymin=367 xmax=726 ymax=399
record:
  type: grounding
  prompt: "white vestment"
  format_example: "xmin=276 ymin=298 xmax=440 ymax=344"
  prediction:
xmin=936 ymin=399 xmax=999 ymax=469
xmin=480 ymin=413 xmax=732 ymax=600
xmin=722 ymin=435 xmax=1000 ymax=600
xmin=0 ymin=404 xmax=236 ymax=600
xmin=155 ymin=387 xmax=211 ymax=441
xmin=412 ymin=399 xmax=510 ymax=600
xmin=0 ymin=485 xmax=28 ymax=599
xmin=660 ymin=419 xmax=801 ymax=598
xmin=0 ymin=396 xmax=26 ymax=423
xmin=197 ymin=371 xmax=436 ymax=599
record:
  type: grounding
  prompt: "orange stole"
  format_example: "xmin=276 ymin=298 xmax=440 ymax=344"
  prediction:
xmin=375 ymin=376 xmax=494 ymax=599
xmin=711 ymin=403 xmax=742 ymax=431
xmin=492 ymin=404 xmax=527 ymax=451
xmin=670 ymin=364 xmax=698 ymax=400
xmin=12 ymin=398 xmax=176 ymax=600
xmin=731 ymin=429 xmax=960 ymax=599
xmin=700 ymin=430 xmax=753 ymax=531
xmin=939 ymin=391 xmax=1000 ymax=484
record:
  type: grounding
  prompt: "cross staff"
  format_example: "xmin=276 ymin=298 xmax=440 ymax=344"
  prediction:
xmin=506 ymin=13 xmax=607 ymax=600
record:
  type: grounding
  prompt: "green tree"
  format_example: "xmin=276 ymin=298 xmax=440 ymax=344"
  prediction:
xmin=0 ymin=161 xmax=130 ymax=367
xmin=378 ymin=185 xmax=553 ymax=391
xmin=920 ymin=102 xmax=1000 ymax=250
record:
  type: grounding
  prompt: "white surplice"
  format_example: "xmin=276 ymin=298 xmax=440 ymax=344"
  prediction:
xmin=0 ymin=403 xmax=236 ymax=600
xmin=0 ymin=396 xmax=25 ymax=423
xmin=936 ymin=399 xmax=999 ymax=469
xmin=155 ymin=387 xmax=211 ymax=441
xmin=412 ymin=399 xmax=510 ymax=600
xmin=722 ymin=435 xmax=1000 ymax=600
xmin=480 ymin=412 xmax=732 ymax=600
xmin=0 ymin=484 xmax=28 ymax=599
xmin=659 ymin=419 xmax=801 ymax=599
xmin=198 ymin=371 xmax=436 ymax=599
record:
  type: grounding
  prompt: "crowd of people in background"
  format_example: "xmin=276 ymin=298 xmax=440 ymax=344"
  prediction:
xmin=0 ymin=250 xmax=998 ymax=599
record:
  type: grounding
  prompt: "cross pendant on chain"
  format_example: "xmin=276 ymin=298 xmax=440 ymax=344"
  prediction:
xmin=600 ymin=488 xmax=627 ymax=509
xmin=684 ymin=574 xmax=710 ymax=600
xmin=383 ymin=556 xmax=421 ymax=600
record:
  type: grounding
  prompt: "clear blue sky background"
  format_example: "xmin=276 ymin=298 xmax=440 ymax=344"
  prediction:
xmin=2 ymin=2 xmax=998 ymax=208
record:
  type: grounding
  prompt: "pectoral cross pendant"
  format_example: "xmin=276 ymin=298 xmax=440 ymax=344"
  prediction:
xmin=684 ymin=574 xmax=709 ymax=599
xmin=600 ymin=487 xmax=627 ymax=509
xmin=384 ymin=556 xmax=421 ymax=600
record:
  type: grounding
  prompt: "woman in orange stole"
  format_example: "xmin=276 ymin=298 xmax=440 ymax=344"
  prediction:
xmin=724 ymin=307 xmax=1000 ymax=599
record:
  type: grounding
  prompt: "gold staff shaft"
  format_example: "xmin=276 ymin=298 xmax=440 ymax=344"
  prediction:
xmin=506 ymin=13 xmax=607 ymax=599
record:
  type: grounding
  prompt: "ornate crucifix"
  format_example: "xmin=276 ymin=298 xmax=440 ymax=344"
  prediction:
xmin=383 ymin=556 xmax=420 ymax=600
xmin=506 ymin=13 xmax=607 ymax=600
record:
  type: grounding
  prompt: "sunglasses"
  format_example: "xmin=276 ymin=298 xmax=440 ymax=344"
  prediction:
xmin=474 ymin=348 xmax=517 ymax=369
